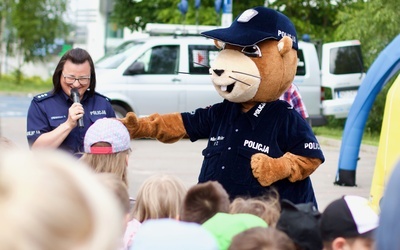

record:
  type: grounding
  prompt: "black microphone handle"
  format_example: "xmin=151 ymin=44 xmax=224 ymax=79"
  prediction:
xmin=77 ymin=115 xmax=84 ymax=128
xmin=71 ymin=89 xmax=84 ymax=128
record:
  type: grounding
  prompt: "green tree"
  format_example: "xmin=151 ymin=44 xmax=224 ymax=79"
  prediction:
xmin=111 ymin=0 xmax=216 ymax=31
xmin=0 ymin=0 xmax=69 ymax=81
xmin=111 ymin=0 xmax=363 ymax=43
xmin=110 ymin=0 xmax=269 ymax=31
xmin=266 ymin=0 xmax=362 ymax=43
xmin=334 ymin=0 xmax=399 ymax=135
xmin=334 ymin=0 xmax=399 ymax=68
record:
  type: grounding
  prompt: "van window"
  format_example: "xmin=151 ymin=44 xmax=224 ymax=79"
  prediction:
xmin=96 ymin=41 xmax=144 ymax=69
xmin=296 ymin=49 xmax=306 ymax=76
xmin=189 ymin=45 xmax=219 ymax=74
xmin=136 ymin=45 xmax=179 ymax=74
xmin=329 ymin=45 xmax=364 ymax=74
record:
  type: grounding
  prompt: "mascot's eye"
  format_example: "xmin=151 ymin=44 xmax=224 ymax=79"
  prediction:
xmin=241 ymin=45 xmax=262 ymax=58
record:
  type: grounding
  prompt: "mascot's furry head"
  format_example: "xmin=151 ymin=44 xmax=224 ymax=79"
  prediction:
xmin=202 ymin=6 xmax=298 ymax=105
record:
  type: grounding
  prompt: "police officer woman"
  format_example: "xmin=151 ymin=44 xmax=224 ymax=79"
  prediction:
xmin=27 ymin=48 xmax=115 ymax=156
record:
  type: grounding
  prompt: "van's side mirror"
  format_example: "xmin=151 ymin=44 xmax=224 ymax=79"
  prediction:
xmin=123 ymin=62 xmax=145 ymax=75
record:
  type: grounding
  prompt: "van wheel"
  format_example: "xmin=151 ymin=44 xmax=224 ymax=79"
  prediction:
xmin=112 ymin=104 xmax=128 ymax=118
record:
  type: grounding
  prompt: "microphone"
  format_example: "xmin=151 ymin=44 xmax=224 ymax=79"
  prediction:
xmin=70 ymin=88 xmax=84 ymax=128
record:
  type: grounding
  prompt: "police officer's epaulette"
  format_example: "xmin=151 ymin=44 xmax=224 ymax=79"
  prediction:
xmin=94 ymin=91 xmax=111 ymax=102
xmin=33 ymin=92 xmax=53 ymax=102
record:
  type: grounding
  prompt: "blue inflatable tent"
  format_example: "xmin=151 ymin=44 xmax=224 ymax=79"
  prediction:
xmin=335 ymin=34 xmax=400 ymax=186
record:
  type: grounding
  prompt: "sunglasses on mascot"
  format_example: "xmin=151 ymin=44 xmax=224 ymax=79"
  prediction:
xmin=221 ymin=43 xmax=262 ymax=58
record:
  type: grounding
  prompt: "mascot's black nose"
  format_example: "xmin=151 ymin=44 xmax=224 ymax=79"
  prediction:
xmin=213 ymin=69 xmax=224 ymax=76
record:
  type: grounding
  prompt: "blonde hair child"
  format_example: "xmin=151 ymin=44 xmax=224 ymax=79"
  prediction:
xmin=229 ymin=191 xmax=281 ymax=227
xmin=132 ymin=174 xmax=187 ymax=222
xmin=0 ymin=148 xmax=124 ymax=250
xmin=96 ymin=173 xmax=141 ymax=250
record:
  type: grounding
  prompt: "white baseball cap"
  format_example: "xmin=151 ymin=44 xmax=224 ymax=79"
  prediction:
xmin=84 ymin=118 xmax=130 ymax=154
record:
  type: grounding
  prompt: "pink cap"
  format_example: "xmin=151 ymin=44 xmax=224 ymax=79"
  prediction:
xmin=84 ymin=118 xmax=130 ymax=154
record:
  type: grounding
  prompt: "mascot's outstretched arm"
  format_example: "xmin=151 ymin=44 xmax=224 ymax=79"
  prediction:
xmin=118 ymin=112 xmax=186 ymax=143
xmin=251 ymin=152 xmax=322 ymax=186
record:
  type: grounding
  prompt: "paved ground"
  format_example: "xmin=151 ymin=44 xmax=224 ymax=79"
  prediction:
xmin=0 ymin=117 xmax=377 ymax=211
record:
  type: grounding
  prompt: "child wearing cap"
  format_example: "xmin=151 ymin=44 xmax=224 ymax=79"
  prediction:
xmin=180 ymin=181 xmax=231 ymax=224
xmin=81 ymin=118 xmax=131 ymax=186
xmin=319 ymin=195 xmax=379 ymax=250
xmin=81 ymin=118 xmax=138 ymax=250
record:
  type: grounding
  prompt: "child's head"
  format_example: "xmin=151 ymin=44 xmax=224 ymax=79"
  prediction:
xmin=131 ymin=218 xmax=218 ymax=250
xmin=96 ymin=173 xmax=131 ymax=214
xmin=81 ymin=118 xmax=131 ymax=186
xmin=181 ymin=181 xmax=230 ymax=224
xmin=229 ymin=192 xmax=280 ymax=227
xmin=276 ymin=199 xmax=322 ymax=250
xmin=202 ymin=212 xmax=268 ymax=250
xmin=319 ymin=195 xmax=379 ymax=250
xmin=132 ymin=174 xmax=187 ymax=222
xmin=228 ymin=227 xmax=296 ymax=250
xmin=0 ymin=148 xmax=124 ymax=250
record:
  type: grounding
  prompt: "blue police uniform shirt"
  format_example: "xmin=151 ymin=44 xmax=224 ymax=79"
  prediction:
xmin=181 ymin=99 xmax=325 ymax=206
xmin=27 ymin=90 xmax=116 ymax=156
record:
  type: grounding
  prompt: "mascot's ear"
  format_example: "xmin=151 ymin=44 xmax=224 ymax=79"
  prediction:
xmin=277 ymin=36 xmax=293 ymax=56
xmin=214 ymin=40 xmax=225 ymax=49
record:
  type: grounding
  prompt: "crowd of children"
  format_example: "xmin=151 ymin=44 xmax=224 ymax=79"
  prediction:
xmin=0 ymin=116 xmax=396 ymax=249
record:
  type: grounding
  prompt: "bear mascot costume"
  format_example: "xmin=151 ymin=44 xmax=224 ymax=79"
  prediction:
xmin=120 ymin=6 xmax=325 ymax=206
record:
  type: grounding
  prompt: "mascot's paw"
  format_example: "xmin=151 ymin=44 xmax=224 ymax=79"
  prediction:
xmin=118 ymin=112 xmax=139 ymax=139
xmin=118 ymin=112 xmax=186 ymax=142
xmin=251 ymin=153 xmax=291 ymax=186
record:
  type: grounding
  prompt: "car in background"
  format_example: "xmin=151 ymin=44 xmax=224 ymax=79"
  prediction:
xmin=320 ymin=40 xmax=366 ymax=119
xmin=95 ymin=36 xmax=222 ymax=118
xmin=295 ymin=40 xmax=365 ymax=125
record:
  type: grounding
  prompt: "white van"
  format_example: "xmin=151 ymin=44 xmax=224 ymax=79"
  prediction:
xmin=296 ymin=40 xmax=365 ymax=125
xmin=95 ymin=36 xmax=222 ymax=117
xmin=95 ymin=33 xmax=365 ymax=126
xmin=321 ymin=40 xmax=365 ymax=118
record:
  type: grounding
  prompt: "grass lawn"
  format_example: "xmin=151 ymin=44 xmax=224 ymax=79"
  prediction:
xmin=0 ymin=76 xmax=52 ymax=94
xmin=313 ymin=126 xmax=379 ymax=147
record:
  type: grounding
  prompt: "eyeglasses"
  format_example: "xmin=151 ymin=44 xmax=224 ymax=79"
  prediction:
xmin=241 ymin=45 xmax=262 ymax=58
xmin=62 ymin=73 xmax=91 ymax=85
